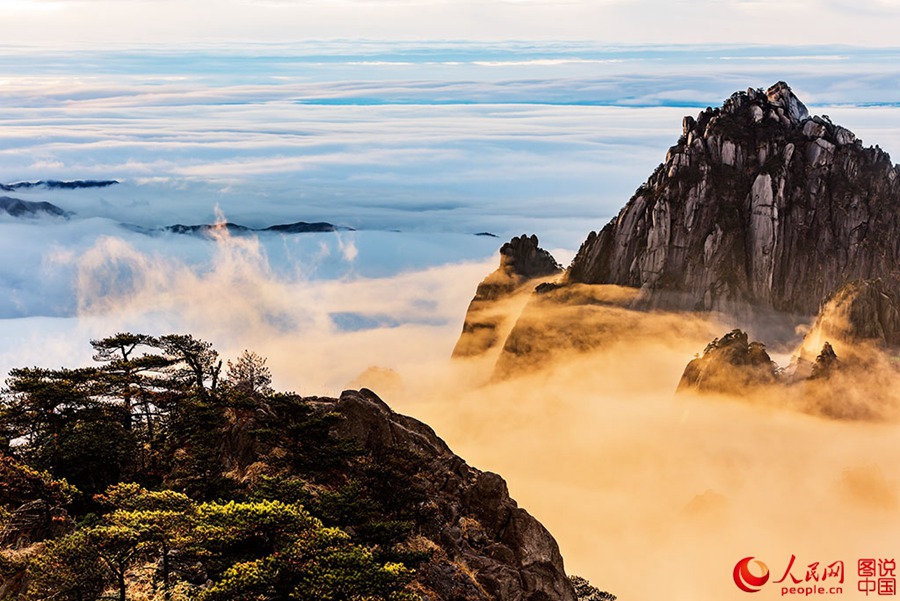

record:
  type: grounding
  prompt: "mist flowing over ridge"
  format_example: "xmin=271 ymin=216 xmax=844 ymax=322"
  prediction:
xmin=452 ymin=82 xmax=900 ymax=422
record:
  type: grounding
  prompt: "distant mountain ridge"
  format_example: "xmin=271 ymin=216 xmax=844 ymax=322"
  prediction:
xmin=0 ymin=180 xmax=118 ymax=191
xmin=0 ymin=197 xmax=70 ymax=219
xmin=0 ymin=198 xmax=353 ymax=235
xmin=125 ymin=221 xmax=355 ymax=237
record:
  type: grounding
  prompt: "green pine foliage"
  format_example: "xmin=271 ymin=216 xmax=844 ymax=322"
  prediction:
xmin=0 ymin=333 xmax=431 ymax=600
xmin=570 ymin=575 xmax=617 ymax=601
xmin=23 ymin=531 xmax=108 ymax=601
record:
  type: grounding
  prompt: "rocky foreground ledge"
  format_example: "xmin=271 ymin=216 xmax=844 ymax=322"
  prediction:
xmin=323 ymin=389 xmax=577 ymax=601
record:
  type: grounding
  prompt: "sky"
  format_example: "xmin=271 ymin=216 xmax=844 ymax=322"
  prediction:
xmin=2 ymin=0 xmax=900 ymax=47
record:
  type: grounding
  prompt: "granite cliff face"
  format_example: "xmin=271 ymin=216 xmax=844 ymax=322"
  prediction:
xmin=567 ymin=82 xmax=900 ymax=324
xmin=327 ymin=389 xmax=577 ymax=601
xmin=453 ymin=235 xmax=562 ymax=359
xmin=454 ymin=82 xmax=900 ymax=390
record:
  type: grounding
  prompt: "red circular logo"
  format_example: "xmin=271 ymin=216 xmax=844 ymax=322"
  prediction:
xmin=734 ymin=557 xmax=770 ymax=593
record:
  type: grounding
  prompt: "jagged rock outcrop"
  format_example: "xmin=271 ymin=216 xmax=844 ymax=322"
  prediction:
xmin=453 ymin=235 xmax=562 ymax=358
xmin=567 ymin=82 xmax=900 ymax=328
xmin=676 ymin=329 xmax=895 ymax=420
xmin=323 ymin=389 xmax=577 ymax=601
xmin=467 ymin=234 xmax=562 ymax=302
xmin=677 ymin=329 xmax=849 ymax=392
xmin=810 ymin=342 xmax=839 ymax=379
xmin=677 ymin=329 xmax=778 ymax=393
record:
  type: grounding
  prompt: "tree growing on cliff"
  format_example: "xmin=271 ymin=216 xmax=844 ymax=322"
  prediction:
xmin=570 ymin=575 xmax=617 ymax=601
xmin=2 ymin=332 xmax=541 ymax=601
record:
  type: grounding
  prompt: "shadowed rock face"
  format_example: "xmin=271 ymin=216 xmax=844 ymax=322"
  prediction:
xmin=811 ymin=342 xmax=839 ymax=380
xmin=0 ymin=500 xmax=74 ymax=550
xmin=804 ymin=279 xmax=900 ymax=348
xmin=567 ymin=82 xmax=900 ymax=328
xmin=677 ymin=329 xmax=847 ymax=393
xmin=325 ymin=389 xmax=577 ymax=601
xmin=453 ymin=235 xmax=562 ymax=359
xmin=675 ymin=328 xmax=896 ymax=420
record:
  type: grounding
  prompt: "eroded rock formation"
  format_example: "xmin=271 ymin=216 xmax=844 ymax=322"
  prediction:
xmin=678 ymin=329 xmax=778 ymax=394
xmin=567 ymin=82 xmax=900 ymax=325
xmin=453 ymin=235 xmax=562 ymax=359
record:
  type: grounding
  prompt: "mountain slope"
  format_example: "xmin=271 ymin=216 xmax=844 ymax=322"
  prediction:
xmin=327 ymin=389 xmax=577 ymax=601
xmin=0 ymin=335 xmax=581 ymax=601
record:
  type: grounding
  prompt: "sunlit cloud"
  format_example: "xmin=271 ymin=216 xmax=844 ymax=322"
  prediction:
xmin=2 ymin=41 xmax=900 ymax=600
xmin=6 ymin=221 xmax=900 ymax=601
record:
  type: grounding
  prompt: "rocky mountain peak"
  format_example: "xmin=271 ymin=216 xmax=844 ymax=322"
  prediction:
xmin=566 ymin=81 xmax=900 ymax=337
xmin=811 ymin=341 xmax=839 ymax=379
xmin=452 ymin=235 xmax=562 ymax=358
xmin=498 ymin=234 xmax=562 ymax=283
xmin=765 ymin=81 xmax=809 ymax=122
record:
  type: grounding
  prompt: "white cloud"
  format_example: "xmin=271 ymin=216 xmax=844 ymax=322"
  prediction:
xmin=3 ymin=40 xmax=900 ymax=599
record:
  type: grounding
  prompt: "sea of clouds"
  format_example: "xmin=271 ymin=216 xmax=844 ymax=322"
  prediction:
xmin=4 ymin=42 xmax=900 ymax=598
xmin=4 ymin=43 xmax=900 ymax=322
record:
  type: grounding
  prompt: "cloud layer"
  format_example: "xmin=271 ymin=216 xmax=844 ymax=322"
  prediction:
xmin=3 ymin=42 xmax=900 ymax=599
